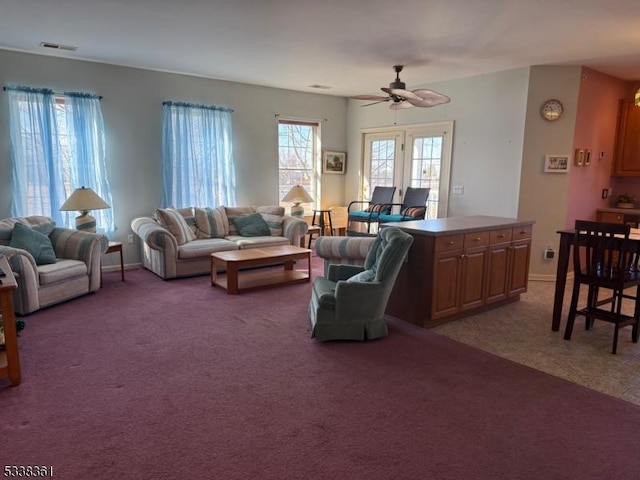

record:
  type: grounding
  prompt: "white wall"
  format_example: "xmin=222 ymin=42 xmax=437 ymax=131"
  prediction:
xmin=0 ymin=50 xmax=347 ymax=267
xmin=346 ymin=68 xmax=530 ymax=218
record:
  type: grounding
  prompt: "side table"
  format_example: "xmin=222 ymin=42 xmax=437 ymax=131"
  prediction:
xmin=310 ymin=209 xmax=334 ymax=243
xmin=0 ymin=255 xmax=20 ymax=386
xmin=104 ymin=241 xmax=125 ymax=282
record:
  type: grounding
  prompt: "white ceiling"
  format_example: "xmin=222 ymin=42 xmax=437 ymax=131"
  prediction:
xmin=2 ymin=0 xmax=640 ymax=97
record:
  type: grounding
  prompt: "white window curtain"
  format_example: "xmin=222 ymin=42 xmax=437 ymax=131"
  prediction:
xmin=161 ymin=101 xmax=236 ymax=208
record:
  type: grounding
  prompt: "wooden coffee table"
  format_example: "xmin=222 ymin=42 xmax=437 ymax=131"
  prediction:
xmin=210 ymin=245 xmax=311 ymax=294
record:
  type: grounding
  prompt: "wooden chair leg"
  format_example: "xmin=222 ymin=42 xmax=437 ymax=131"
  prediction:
xmin=612 ymin=324 xmax=620 ymax=354
xmin=565 ymin=281 xmax=581 ymax=341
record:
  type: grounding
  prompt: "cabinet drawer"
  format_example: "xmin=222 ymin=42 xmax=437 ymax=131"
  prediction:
xmin=464 ymin=231 xmax=489 ymax=249
xmin=597 ymin=212 xmax=624 ymax=224
xmin=490 ymin=228 xmax=512 ymax=244
xmin=435 ymin=234 xmax=464 ymax=253
xmin=512 ymin=225 xmax=532 ymax=241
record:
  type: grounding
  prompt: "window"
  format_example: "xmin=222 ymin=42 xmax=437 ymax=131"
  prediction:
xmin=7 ymin=86 xmax=114 ymax=233
xmin=278 ymin=120 xmax=319 ymax=214
xmin=162 ymin=102 xmax=236 ymax=208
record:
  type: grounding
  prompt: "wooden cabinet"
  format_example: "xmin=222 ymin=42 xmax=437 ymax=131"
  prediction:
xmin=613 ymin=100 xmax=640 ymax=176
xmin=597 ymin=211 xmax=624 ymax=224
xmin=0 ymin=255 xmax=21 ymax=386
xmin=388 ymin=217 xmax=535 ymax=328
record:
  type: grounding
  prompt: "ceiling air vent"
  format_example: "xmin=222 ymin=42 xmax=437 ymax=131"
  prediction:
xmin=40 ymin=42 xmax=78 ymax=52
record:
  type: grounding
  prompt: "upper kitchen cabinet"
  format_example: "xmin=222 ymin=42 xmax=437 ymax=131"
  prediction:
xmin=613 ymin=100 xmax=640 ymax=176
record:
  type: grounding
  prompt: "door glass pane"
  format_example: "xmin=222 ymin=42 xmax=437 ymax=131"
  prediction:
xmin=370 ymin=139 xmax=395 ymax=193
xmin=411 ymin=135 xmax=443 ymax=219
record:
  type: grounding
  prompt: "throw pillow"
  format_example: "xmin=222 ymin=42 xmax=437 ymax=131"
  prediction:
xmin=9 ymin=222 xmax=57 ymax=265
xmin=155 ymin=208 xmax=196 ymax=245
xmin=225 ymin=206 xmax=256 ymax=235
xmin=257 ymin=206 xmax=284 ymax=236
xmin=194 ymin=206 xmax=229 ymax=239
xmin=346 ymin=268 xmax=376 ymax=283
xmin=231 ymin=213 xmax=271 ymax=237
xmin=364 ymin=203 xmax=389 ymax=214
xmin=401 ymin=206 xmax=426 ymax=218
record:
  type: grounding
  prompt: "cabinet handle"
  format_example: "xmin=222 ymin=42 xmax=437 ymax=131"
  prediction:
xmin=497 ymin=234 xmax=505 ymax=238
xmin=474 ymin=237 xmax=481 ymax=241
xmin=519 ymin=230 xmax=528 ymax=234
xmin=448 ymin=241 xmax=455 ymax=245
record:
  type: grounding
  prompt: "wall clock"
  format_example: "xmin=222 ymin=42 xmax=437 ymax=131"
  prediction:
xmin=540 ymin=99 xmax=563 ymax=121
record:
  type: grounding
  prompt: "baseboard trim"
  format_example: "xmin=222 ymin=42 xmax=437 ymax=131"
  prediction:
xmin=529 ymin=271 xmax=574 ymax=283
xmin=101 ymin=262 xmax=142 ymax=273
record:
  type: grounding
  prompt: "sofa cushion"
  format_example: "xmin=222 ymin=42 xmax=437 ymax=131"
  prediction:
xmin=155 ymin=208 xmax=196 ymax=245
xmin=38 ymin=259 xmax=87 ymax=285
xmin=231 ymin=213 xmax=271 ymax=237
xmin=10 ymin=222 xmax=57 ymax=265
xmin=225 ymin=207 xmax=256 ymax=235
xmin=177 ymin=238 xmax=238 ymax=259
xmin=194 ymin=206 xmax=229 ymax=239
xmin=256 ymin=206 xmax=285 ymax=236
xmin=229 ymin=236 xmax=291 ymax=249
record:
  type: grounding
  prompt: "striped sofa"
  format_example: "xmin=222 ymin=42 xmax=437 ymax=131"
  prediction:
xmin=131 ymin=206 xmax=308 ymax=280
xmin=0 ymin=216 xmax=108 ymax=315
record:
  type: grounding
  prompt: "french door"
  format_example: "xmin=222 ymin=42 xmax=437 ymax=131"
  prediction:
xmin=362 ymin=122 xmax=453 ymax=219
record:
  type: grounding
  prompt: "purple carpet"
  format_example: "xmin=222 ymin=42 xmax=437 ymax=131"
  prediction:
xmin=1 ymin=256 xmax=639 ymax=480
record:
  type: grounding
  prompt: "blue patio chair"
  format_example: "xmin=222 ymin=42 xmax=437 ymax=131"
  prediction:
xmin=346 ymin=186 xmax=396 ymax=235
xmin=378 ymin=187 xmax=430 ymax=223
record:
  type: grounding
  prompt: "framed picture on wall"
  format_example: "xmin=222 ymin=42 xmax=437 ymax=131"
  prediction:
xmin=322 ymin=150 xmax=346 ymax=174
xmin=544 ymin=154 xmax=570 ymax=173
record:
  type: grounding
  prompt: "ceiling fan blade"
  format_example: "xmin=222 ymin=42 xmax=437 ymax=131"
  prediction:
xmin=389 ymin=101 xmax=413 ymax=110
xmin=352 ymin=94 xmax=389 ymax=101
xmin=389 ymin=88 xmax=421 ymax=101
xmin=407 ymin=89 xmax=451 ymax=107
xmin=362 ymin=100 xmax=388 ymax=107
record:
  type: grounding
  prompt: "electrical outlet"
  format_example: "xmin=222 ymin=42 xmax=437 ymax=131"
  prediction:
xmin=127 ymin=234 xmax=134 ymax=244
xmin=544 ymin=248 xmax=555 ymax=260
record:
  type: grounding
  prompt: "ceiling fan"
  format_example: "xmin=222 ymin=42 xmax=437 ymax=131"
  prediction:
xmin=352 ymin=65 xmax=450 ymax=110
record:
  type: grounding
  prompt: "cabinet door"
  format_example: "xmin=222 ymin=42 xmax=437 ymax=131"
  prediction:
xmin=486 ymin=242 xmax=510 ymax=304
xmin=459 ymin=247 xmax=487 ymax=311
xmin=432 ymin=251 xmax=461 ymax=320
xmin=613 ymin=100 xmax=640 ymax=176
xmin=508 ymin=240 xmax=531 ymax=297
xmin=597 ymin=212 xmax=624 ymax=224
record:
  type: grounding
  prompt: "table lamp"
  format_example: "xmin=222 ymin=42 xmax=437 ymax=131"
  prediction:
xmin=59 ymin=186 xmax=110 ymax=233
xmin=282 ymin=185 xmax=313 ymax=217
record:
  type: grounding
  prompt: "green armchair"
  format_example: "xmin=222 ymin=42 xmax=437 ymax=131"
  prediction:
xmin=309 ymin=226 xmax=414 ymax=341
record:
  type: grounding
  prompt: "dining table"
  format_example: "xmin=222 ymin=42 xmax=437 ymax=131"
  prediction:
xmin=552 ymin=227 xmax=640 ymax=331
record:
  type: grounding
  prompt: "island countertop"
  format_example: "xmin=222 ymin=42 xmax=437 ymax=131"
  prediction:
xmin=382 ymin=215 xmax=535 ymax=236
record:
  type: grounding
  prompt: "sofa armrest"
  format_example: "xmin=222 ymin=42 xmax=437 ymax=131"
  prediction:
xmin=131 ymin=217 xmax=178 ymax=253
xmin=48 ymin=228 xmax=107 ymax=292
xmin=282 ymin=215 xmax=309 ymax=246
xmin=0 ymin=245 xmax=41 ymax=314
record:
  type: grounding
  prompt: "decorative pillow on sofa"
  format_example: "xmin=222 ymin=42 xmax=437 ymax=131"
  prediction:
xmin=256 ymin=206 xmax=284 ymax=236
xmin=231 ymin=213 xmax=271 ymax=237
xmin=194 ymin=206 xmax=229 ymax=239
xmin=155 ymin=208 xmax=196 ymax=245
xmin=9 ymin=222 xmax=57 ymax=265
xmin=225 ymin=207 xmax=256 ymax=235
xmin=0 ymin=216 xmax=55 ymax=246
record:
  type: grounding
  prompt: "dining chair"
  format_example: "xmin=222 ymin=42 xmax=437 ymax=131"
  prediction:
xmin=564 ymin=220 xmax=640 ymax=354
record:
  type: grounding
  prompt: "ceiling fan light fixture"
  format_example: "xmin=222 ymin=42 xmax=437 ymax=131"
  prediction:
xmin=352 ymin=65 xmax=451 ymax=109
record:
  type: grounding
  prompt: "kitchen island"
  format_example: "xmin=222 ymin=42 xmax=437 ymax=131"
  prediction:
xmin=384 ymin=215 xmax=535 ymax=328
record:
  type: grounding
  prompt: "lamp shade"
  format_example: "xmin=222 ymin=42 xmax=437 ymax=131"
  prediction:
xmin=636 ymin=87 xmax=640 ymax=107
xmin=59 ymin=187 xmax=110 ymax=232
xmin=282 ymin=185 xmax=313 ymax=217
